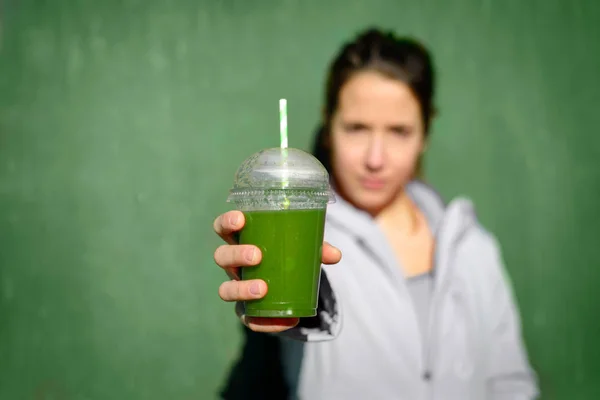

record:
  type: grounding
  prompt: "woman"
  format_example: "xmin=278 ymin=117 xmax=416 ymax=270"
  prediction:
xmin=213 ymin=27 xmax=539 ymax=399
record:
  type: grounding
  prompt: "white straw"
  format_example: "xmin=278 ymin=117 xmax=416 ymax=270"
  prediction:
xmin=279 ymin=98 xmax=288 ymax=149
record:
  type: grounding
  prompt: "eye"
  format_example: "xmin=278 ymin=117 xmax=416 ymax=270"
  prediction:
xmin=343 ymin=122 xmax=369 ymax=133
xmin=390 ymin=125 xmax=413 ymax=137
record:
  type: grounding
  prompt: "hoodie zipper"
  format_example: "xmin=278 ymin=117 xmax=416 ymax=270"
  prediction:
xmin=423 ymin=202 xmax=473 ymax=398
xmin=422 ymin=234 xmax=444 ymax=396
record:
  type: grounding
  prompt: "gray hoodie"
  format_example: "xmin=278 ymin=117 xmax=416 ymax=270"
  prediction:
xmin=222 ymin=181 xmax=539 ymax=400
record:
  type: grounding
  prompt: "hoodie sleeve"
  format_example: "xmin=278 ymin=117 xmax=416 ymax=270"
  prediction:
xmin=277 ymin=269 xmax=342 ymax=342
xmin=235 ymin=268 xmax=342 ymax=342
xmin=486 ymin=237 xmax=540 ymax=400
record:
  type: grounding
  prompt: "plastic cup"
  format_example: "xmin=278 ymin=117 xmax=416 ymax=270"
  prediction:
xmin=227 ymin=147 xmax=335 ymax=318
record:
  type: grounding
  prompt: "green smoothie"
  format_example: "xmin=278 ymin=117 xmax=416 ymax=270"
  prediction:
xmin=239 ymin=208 xmax=326 ymax=318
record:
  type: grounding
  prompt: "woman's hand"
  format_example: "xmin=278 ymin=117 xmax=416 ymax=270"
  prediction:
xmin=213 ymin=210 xmax=341 ymax=333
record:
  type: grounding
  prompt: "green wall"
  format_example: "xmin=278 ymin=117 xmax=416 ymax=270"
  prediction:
xmin=0 ymin=0 xmax=599 ymax=398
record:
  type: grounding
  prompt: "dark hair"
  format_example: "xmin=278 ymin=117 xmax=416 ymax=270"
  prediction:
xmin=311 ymin=27 xmax=437 ymax=177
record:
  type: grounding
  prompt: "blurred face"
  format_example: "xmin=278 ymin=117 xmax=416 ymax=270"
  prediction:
xmin=330 ymin=71 xmax=426 ymax=215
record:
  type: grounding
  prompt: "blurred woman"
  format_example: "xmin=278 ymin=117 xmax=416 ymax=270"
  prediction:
xmin=214 ymin=27 xmax=539 ymax=399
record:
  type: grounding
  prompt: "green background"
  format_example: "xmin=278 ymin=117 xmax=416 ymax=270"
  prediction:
xmin=1 ymin=0 xmax=599 ymax=398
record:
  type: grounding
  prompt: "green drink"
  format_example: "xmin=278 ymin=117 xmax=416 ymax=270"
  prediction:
xmin=240 ymin=209 xmax=326 ymax=317
xmin=228 ymin=148 xmax=334 ymax=318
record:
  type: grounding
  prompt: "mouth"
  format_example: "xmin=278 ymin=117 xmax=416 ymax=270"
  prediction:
xmin=361 ymin=178 xmax=386 ymax=190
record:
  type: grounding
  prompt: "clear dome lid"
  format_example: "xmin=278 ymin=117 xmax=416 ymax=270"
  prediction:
xmin=227 ymin=148 xmax=335 ymax=211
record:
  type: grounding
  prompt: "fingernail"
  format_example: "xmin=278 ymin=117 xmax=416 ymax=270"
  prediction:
xmin=230 ymin=214 xmax=239 ymax=227
xmin=245 ymin=248 xmax=256 ymax=263
xmin=250 ymin=282 xmax=261 ymax=296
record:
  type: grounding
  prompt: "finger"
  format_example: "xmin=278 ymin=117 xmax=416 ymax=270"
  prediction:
xmin=213 ymin=211 xmax=245 ymax=244
xmin=244 ymin=317 xmax=300 ymax=333
xmin=214 ymin=244 xmax=262 ymax=270
xmin=322 ymin=242 xmax=342 ymax=265
xmin=218 ymin=279 xmax=267 ymax=302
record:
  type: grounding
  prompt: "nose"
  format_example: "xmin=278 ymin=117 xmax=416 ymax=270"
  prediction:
xmin=365 ymin=133 xmax=385 ymax=171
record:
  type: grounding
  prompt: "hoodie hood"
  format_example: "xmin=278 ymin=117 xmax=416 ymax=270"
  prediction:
xmin=326 ymin=180 xmax=475 ymax=238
